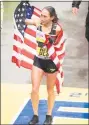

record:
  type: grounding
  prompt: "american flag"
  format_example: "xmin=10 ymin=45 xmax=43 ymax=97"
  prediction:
xmin=12 ymin=1 xmax=40 ymax=67
xmin=12 ymin=1 xmax=66 ymax=94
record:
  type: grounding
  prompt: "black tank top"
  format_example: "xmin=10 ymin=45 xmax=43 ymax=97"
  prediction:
xmin=36 ymin=23 xmax=57 ymax=59
xmin=37 ymin=23 xmax=57 ymax=44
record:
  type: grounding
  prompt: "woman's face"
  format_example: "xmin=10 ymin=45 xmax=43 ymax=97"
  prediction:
xmin=40 ymin=9 xmax=54 ymax=25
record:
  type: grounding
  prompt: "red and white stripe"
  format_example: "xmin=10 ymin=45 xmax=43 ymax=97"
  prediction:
xmin=21 ymin=25 xmax=37 ymax=69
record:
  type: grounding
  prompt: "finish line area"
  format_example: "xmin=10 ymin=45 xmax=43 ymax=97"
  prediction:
xmin=1 ymin=83 xmax=88 ymax=124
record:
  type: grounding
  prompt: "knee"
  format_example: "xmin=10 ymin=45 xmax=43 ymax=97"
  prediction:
xmin=47 ymin=87 xmax=54 ymax=95
xmin=31 ymin=86 xmax=39 ymax=94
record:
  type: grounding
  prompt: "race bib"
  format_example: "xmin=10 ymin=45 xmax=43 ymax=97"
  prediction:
xmin=36 ymin=46 xmax=48 ymax=57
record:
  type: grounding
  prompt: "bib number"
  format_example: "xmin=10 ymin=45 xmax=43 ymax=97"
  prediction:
xmin=36 ymin=47 xmax=48 ymax=57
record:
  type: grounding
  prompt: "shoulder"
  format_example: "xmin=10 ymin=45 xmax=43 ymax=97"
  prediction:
xmin=55 ymin=23 xmax=63 ymax=35
xmin=56 ymin=24 xmax=61 ymax=31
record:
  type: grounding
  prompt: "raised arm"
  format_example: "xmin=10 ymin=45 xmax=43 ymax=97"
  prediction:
xmin=25 ymin=18 xmax=40 ymax=26
xmin=72 ymin=1 xmax=82 ymax=15
xmin=25 ymin=19 xmax=36 ymax=25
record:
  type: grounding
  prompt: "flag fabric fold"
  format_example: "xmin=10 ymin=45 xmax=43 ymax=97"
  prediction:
xmin=12 ymin=1 xmax=66 ymax=94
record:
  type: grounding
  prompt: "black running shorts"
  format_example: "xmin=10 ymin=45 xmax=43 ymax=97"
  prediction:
xmin=33 ymin=56 xmax=58 ymax=73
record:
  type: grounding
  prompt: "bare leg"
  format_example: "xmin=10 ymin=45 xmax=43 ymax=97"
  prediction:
xmin=31 ymin=65 xmax=44 ymax=115
xmin=46 ymin=72 xmax=57 ymax=115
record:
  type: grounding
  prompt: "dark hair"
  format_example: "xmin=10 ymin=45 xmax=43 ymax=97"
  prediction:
xmin=43 ymin=6 xmax=59 ymax=23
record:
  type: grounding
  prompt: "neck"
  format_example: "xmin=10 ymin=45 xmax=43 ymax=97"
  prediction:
xmin=43 ymin=21 xmax=53 ymax=27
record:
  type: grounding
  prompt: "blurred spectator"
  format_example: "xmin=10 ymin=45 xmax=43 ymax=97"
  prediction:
xmin=72 ymin=1 xmax=89 ymax=42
